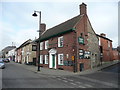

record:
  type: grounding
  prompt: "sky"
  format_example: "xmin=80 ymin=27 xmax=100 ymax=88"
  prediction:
xmin=0 ymin=0 xmax=119 ymax=50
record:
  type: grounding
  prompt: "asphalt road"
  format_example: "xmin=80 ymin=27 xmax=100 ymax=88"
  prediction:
xmin=2 ymin=62 xmax=119 ymax=88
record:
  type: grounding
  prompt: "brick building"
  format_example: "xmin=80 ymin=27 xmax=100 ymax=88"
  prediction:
xmin=16 ymin=39 xmax=37 ymax=65
xmin=112 ymin=48 xmax=119 ymax=60
xmin=36 ymin=3 xmax=100 ymax=72
xmin=97 ymin=33 xmax=113 ymax=62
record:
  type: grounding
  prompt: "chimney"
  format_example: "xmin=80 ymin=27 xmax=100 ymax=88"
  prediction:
xmin=100 ymin=33 xmax=106 ymax=37
xmin=80 ymin=3 xmax=87 ymax=15
xmin=40 ymin=23 xmax=46 ymax=34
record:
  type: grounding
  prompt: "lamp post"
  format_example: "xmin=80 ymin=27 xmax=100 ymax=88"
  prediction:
xmin=32 ymin=11 xmax=41 ymax=71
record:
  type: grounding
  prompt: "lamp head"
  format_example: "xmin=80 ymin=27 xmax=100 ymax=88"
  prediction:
xmin=32 ymin=12 xmax=38 ymax=17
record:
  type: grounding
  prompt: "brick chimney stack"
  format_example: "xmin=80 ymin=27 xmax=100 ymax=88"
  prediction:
xmin=40 ymin=23 xmax=46 ymax=34
xmin=80 ymin=3 xmax=87 ymax=15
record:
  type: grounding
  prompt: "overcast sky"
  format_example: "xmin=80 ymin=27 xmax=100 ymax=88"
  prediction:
xmin=0 ymin=0 xmax=119 ymax=50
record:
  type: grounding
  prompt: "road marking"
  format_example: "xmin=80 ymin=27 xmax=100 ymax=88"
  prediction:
xmin=76 ymin=82 xmax=82 ymax=84
xmin=68 ymin=79 xmax=74 ymax=82
xmin=78 ymin=85 xmax=86 ymax=88
xmin=62 ymin=80 xmax=68 ymax=82
xmin=62 ymin=77 xmax=67 ymax=79
xmin=70 ymin=83 xmax=77 ymax=85
xmin=84 ymin=84 xmax=93 ymax=87
xmin=74 ymin=76 xmax=118 ymax=88
xmin=57 ymin=78 xmax=62 ymax=80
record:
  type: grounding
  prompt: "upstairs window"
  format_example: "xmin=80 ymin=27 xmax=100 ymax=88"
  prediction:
xmin=32 ymin=45 xmax=37 ymax=51
xmin=58 ymin=36 xmax=63 ymax=47
xmin=58 ymin=54 xmax=64 ymax=65
xmin=45 ymin=40 xmax=49 ymax=49
xmin=40 ymin=42 xmax=43 ymax=50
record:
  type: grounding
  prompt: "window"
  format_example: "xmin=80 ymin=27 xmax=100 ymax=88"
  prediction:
xmin=84 ymin=51 xmax=90 ymax=59
xmin=32 ymin=45 xmax=37 ymax=51
xmin=40 ymin=55 xmax=43 ymax=64
xmin=45 ymin=55 xmax=48 ymax=64
xmin=58 ymin=36 xmax=63 ymax=47
xmin=45 ymin=40 xmax=49 ymax=49
xmin=58 ymin=54 xmax=64 ymax=65
xmin=79 ymin=49 xmax=84 ymax=59
xmin=40 ymin=42 xmax=43 ymax=50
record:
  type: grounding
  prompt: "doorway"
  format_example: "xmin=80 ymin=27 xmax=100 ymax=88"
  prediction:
xmin=49 ymin=49 xmax=57 ymax=69
xmin=80 ymin=63 xmax=84 ymax=71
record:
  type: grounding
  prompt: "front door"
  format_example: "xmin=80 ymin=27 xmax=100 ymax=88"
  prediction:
xmin=80 ymin=63 xmax=84 ymax=71
xmin=52 ymin=54 xmax=55 ymax=68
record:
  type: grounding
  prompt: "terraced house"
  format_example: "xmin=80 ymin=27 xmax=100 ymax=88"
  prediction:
xmin=36 ymin=3 xmax=100 ymax=72
xmin=16 ymin=39 xmax=37 ymax=65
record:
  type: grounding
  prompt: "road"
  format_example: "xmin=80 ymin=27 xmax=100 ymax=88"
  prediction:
xmin=2 ymin=62 xmax=120 ymax=88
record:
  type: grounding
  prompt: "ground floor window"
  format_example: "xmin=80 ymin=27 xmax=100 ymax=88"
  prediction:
xmin=40 ymin=55 xmax=43 ymax=64
xmin=79 ymin=49 xmax=84 ymax=59
xmin=45 ymin=55 xmax=48 ymax=64
xmin=58 ymin=54 xmax=64 ymax=65
xmin=84 ymin=51 xmax=90 ymax=59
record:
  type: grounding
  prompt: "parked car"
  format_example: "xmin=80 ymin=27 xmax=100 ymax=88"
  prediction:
xmin=3 ymin=58 xmax=10 ymax=63
xmin=0 ymin=60 xmax=5 ymax=69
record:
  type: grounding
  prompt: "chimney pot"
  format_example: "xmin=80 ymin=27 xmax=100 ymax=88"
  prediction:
xmin=100 ymin=33 xmax=106 ymax=37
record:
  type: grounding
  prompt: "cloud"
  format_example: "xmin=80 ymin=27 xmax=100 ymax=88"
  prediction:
xmin=0 ymin=1 xmax=118 ymax=51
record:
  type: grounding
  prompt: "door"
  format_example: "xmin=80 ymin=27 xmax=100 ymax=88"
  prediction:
xmin=52 ymin=54 xmax=55 ymax=68
xmin=33 ymin=58 xmax=36 ymax=66
xmin=80 ymin=63 xmax=84 ymax=71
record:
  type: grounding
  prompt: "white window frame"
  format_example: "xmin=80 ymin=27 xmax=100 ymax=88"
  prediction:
xmin=58 ymin=36 xmax=63 ymax=47
xmin=40 ymin=42 xmax=43 ymax=50
xmin=40 ymin=55 xmax=43 ymax=64
xmin=45 ymin=40 xmax=49 ymax=49
xmin=45 ymin=55 xmax=48 ymax=64
xmin=58 ymin=54 xmax=64 ymax=65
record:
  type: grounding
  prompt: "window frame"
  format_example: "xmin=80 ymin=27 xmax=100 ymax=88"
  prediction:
xmin=40 ymin=55 xmax=43 ymax=64
xmin=58 ymin=36 xmax=64 ymax=47
xmin=58 ymin=54 xmax=64 ymax=65
xmin=45 ymin=55 xmax=48 ymax=64
xmin=40 ymin=42 xmax=43 ymax=50
xmin=45 ymin=40 xmax=49 ymax=49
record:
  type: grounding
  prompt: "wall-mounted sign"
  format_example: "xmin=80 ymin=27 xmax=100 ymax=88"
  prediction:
xmin=72 ymin=56 xmax=75 ymax=61
xmin=78 ymin=37 xmax=84 ymax=44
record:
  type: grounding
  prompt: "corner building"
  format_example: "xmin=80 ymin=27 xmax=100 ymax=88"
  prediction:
xmin=36 ymin=3 xmax=100 ymax=72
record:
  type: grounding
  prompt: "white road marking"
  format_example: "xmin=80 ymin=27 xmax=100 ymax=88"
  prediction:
xmin=62 ymin=77 xmax=67 ymax=79
xmin=70 ymin=83 xmax=77 ymax=85
xmin=78 ymin=85 xmax=86 ymax=88
xmin=57 ymin=78 xmax=62 ymax=80
xmin=62 ymin=80 xmax=68 ymax=82
xmin=76 ymin=82 xmax=82 ymax=84
xmin=84 ymin=84 xmax=93 ymax=87
xmin=74 ymin=76 xmax=118 ymax=88
xmin=68 ymin=79 xmax=74 ymax=81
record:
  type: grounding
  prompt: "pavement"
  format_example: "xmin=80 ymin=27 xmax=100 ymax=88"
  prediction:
xmin=12 ymin=60 xmax=120 ymax=76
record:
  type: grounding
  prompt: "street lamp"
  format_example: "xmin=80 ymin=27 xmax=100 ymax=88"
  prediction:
xmin=32 ymin=11 xmax=41 ymax=71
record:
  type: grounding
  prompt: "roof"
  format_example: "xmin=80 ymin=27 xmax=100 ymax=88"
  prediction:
xmin=36 ymin=14 xmax=83 ymax=42
xmin=96 ymin=34 xmax=112 ymax=42
xmin=2 ymin=46 xmax=16 ymax=53
xmin=16 ymin=39 xmax=32 ymax=50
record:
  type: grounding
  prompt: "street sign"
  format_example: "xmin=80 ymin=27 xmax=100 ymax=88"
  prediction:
xmin=72 ymin=56 xmax=74 ymax=61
